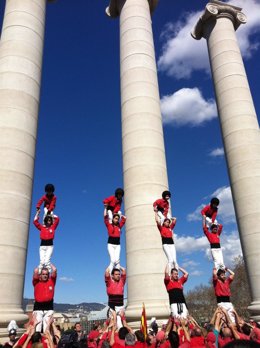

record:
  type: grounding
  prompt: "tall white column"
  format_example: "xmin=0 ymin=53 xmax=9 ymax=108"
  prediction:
xmin=106 ymin=0 xmax=170 ymax=324
xmin=0 ymin=0 xmax=49 ymax=330
xmin=192 ymin=0 xmax=260 ymax=320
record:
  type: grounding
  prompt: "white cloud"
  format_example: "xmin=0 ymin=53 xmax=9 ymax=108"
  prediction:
xmin=158 ymin=11 xmax=208 ymax=79
xmin=160 ymin=88 xmax=217 ymax=126
xmin=209 ymin=147 xmax=224 ymax=157
xmin=59 ymin=276 xmax=74 ymax=282
xmin=177 ymin=230 xmax=242 ymax=268
xmin=187 ymin=186 xmax=236 ymax=224
xmin=187 ymin=204 xmax=204 ymax=222
xmin=182 ymin=260 xmax=200 ymax=268
xmin=190 ymin=270 xmax=204 ymax=276
xmin=158 ymin=0 xmax=260 ymax=79
xmin=176 ymin=234 xmax=208 ymax=254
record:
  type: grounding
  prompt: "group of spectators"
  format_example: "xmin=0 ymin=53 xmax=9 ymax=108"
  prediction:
xmin=1 ymin=308 xmax=260 ymax=348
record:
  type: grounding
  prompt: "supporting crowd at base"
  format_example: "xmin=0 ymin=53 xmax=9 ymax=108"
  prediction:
xmin=3 ymin=185 xmax=260 ymax=348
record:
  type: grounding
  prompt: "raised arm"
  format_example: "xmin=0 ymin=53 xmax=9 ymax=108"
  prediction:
xmin=170 ymin=217 xmax=177 ymax=229
xmin=52 ymin=215 xmax=60 ymax=229
xmin=51 ymin=264 xmax=57 ymax=280
xmin=119 ymin=215 xmax=127 ymax=228
xmin=178 ymin=266 xmax=188 ymax=278
xmin=165 ymin=264 xmax=170 ymax=277
xmin=33 ymin=210 xmax=42 ymax=230
xmin=226 ymin=268 xmax=235 ymax=280
xmin=217 ymin=224 xmax=223 ymax=236
xmin=155 ymin=212 xmax=161 ymax=225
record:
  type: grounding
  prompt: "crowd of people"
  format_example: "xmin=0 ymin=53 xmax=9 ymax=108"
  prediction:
xmin=1 ymin=185 xmax=259 ymax=348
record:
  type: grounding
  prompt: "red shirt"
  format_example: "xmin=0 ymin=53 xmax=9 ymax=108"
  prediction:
xmin=36 ymin=194 xmax=57 ymax=212
xmin=213 ymin=275 xmax=233 ymax=297
xmin=33 ymin=274 xmax=56 ymax=302
xmin=203 ymin=225 xmax=222 ymax=244
xmin=104 ymin=215 xmax=126 ymax=238
xmin=190 ymin=336 xmax=206 ymax=347
xmin=201 ymin=205 xmax=218 ymax=222
xmin=153 ymin=199 xmax=169 ymax=217
xmin=218 ymin=337 xmax=233 ymax=348
xmin=105 ymin=272 xmax=126 ymax=296
xmin=164 ymin=275 xmax=187 ymax=291
xmin=103 ymin=195 xmax=122 ymax=213
xmin=157 ymin=220 xmax=176 ymax=238
xmin=34 ymin=216 xmax=60 ymax=240
xmin=17 ymin=334 xmax=48 ymax=348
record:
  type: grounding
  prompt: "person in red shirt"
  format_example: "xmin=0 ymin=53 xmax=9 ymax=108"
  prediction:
xmin=33 ymin=264 xmax=57 ymax=332
xmin=34 ymin=210 xmax=60 ymax=274
xmin=153 ymin=191 xmax=172 ymax=224
xmin=104 ymin=208 xmax=126 ymax=272
xmin=36 ymin=183 xmax=57 ymax=221
xmin=203 ymin=218 xmax=225 ymax=270
xmin=105 ymin=266 xmax=126 ymax=329
xmin=103 ymin=188 xmax=124 ymax=223
xmin=164 ymin=265 xmax=189 ymax=319
xmin=201 ymin=197 xmax=220 ymax=228
xmin=213 ymin=268 xmax=235 ymax=323
xmin=155 ymin=213 xmax=178 ymax=271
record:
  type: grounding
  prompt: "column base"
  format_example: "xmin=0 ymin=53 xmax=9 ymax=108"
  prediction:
xmin=0 ymin=309 xmax=28 ymax=328
xmin=248 ymin=301 xmax=260 ymax=321
xmin=126 ymin=299 xmax=170 ymax=328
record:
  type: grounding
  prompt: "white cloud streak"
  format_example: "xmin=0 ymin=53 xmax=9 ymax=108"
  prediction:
xmin=158 ymin=0 xmax=260 ymax=79
xmin=209 ymin=147 xmax=224 ymax=157
xmin=160 ymin=88 xmax=217 ymax=126
xmin=59 ymin=276 xmax=74 ymax=282
xmin=187 ymin=186 xmax=236 ymax=224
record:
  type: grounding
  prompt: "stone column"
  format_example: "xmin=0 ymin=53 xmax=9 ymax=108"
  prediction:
xmin=0 ymin=0 xmax=50 ymax=331
xmin=106 ymin=0 xmax=170 ymax=325
xmin=192 ymin=0 xmax=260 ymax=320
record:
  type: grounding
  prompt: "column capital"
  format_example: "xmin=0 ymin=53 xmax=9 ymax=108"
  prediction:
xmin=105 ymin=0 xmax=158 ymax=18
xmin=191 ymin=0 xmax=247 ymax=40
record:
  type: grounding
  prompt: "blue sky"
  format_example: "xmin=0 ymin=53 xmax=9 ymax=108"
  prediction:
xmin=1 ymin=0 xmax=260 ymax=304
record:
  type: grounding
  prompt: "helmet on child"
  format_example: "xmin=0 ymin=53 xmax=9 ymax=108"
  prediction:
xmin=45 ymin=183 xmax=55 ymax=193
xmin=115 ymin=188 xmax=124 ymax=198
xmin=162 ymin=190 xmax=171 ymax=199
xmin=210 ymin=197 xmax=219 ymax=206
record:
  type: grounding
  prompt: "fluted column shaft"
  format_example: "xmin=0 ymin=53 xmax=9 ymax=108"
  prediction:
xmin=107 ymin=0 xmax=169 ymax=324
xmin=0 ymin=0 xmax=47 ymax=327
xmin=192 ymin=1 xmax=260 ymax=320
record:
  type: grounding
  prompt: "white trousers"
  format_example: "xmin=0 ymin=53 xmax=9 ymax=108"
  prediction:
xmin=206 ymin=217 xmax=218 ymax=229
xmin=163 ymin=244 xmax=178 ymax=271
xmin=107 ymin=210 xmax=122 ymax=224
xmin=211 ymin=248 xmax=225 ymax=270
xmin=217 ymin=302 xmax=235 ymax=323
xmin=39 ymin=245 xmax=53 ymax=272
xmin=108 ymin=306 xmax=124 ymax=329
xmin=107 ymin=243 xmax=121 ymax=272
xmin=34 ymin=310 xmax=54 ymax=332
xmin=170 ymin=303 xmax=188 ymax=319
xmin=158 ymin=211 xmax=171 ymax=225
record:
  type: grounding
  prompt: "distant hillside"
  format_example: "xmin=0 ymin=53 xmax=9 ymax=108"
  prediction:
xmin=23 ymin=299 xmax=106 ymax=312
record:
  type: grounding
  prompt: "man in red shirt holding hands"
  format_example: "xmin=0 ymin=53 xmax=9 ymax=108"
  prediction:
xmin=164 ymin=265 xmax=189 ymax=319
xmin=213 ymin=267 xmax=235 ymax=323
xmin=33 ymin=264 xmax=57 ymax=332
xmin=105 ymin=266 xmax=126 ymax=329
